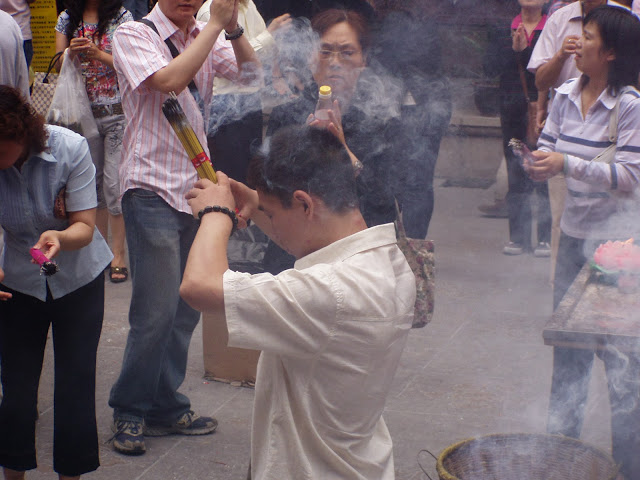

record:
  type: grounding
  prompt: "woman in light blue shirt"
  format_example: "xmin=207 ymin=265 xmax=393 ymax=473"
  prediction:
xmin=528 ymin=7 xmax=640 ymax=479
xmin=0 ymin=85 xmax=112 ymax=479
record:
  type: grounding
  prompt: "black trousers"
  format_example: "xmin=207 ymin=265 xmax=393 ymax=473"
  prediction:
xmin=0 ymin=275 xmax=104 ymax=476
xmin=549 ymin=232 xmax=640 ymax=480
xmin=500 ymin=96 xmax=551 ymax=248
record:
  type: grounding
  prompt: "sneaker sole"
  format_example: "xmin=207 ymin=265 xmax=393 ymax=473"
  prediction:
xmin=113 ymin=439 xmax=146 ymax=456
xmin=144 ymin=422 xmax=218 ymax=437
xmin=503 ymin=249 xmax=523 ymax=255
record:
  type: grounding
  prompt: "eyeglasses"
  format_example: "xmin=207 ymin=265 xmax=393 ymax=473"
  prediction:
xmin=318 ymin=47 xmax=362 ymax=63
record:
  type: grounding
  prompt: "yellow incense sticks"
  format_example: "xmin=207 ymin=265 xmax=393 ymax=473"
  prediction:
xmin=162 ymin=92 xmax=218 ymax=183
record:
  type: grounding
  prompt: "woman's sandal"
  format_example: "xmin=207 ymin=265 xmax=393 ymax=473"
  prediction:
xmin=109 ymin=266 xmax=129 ymax=283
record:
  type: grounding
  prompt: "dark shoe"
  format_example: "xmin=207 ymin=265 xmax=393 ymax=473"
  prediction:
xmin=109 ymin=266 xmax=128 ymax=283
xmin=503 ymin=242 xmax=524 ymax=255
xmin=478 ymin=199 xmax=508 ymax=218
xmin=111 ymin=419 xmax=145 ymax=455
xmin=144 ymin=411 xmax=218 ymax=437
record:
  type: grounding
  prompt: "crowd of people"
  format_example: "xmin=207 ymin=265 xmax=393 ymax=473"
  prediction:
xmin=1 ymin=0 xmax=640 ymax=479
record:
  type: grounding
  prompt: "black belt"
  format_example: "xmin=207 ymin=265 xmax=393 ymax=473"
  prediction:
xmin=91 ymin=103 xmax=123 ymax=118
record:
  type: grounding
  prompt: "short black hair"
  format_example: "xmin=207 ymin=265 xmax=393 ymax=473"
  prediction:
xmin=248 ymin=126 xmax=359 ymax=213
xmin=584 ymin=5 xmax=640 ymax=93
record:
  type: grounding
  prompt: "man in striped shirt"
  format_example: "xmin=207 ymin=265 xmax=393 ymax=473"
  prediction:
xmin=108 ymin=0 xmax=259 ymax=456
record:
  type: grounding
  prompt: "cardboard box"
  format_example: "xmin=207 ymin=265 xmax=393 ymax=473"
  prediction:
xmin=202 ymin=311 xmax=260 ymax=385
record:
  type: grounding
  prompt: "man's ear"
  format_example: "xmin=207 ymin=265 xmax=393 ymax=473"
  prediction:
xmin=605 ymin=49 xmax=616 ymax=62
xmin=292 ymin=190 xmax=314 ymax=217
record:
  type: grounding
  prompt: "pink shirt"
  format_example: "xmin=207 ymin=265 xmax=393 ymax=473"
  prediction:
xmin=112 ymin=4 xmax=238 ymax=213
xmin=511 ymin=13 xmax=547 ymax=48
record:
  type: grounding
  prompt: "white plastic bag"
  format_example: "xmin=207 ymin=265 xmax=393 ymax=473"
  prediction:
xmin=46 ymin=49 xmax=99 ymax=141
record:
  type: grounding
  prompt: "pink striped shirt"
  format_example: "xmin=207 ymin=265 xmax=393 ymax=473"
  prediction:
xmin=112 ymin=4 xmax=238 ymax=213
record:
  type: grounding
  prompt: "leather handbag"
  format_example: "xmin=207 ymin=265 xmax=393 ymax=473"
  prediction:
xmin=31 ymin=52 xmax=63 ymax=117
xmin=395 ymin=200 xmax=435 ymax=328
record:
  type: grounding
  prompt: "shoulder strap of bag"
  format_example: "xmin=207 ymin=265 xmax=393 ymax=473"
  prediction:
xmin=44 ymin=51 xmax=64 ymax=83
xmin=394 ymin=198 xmax=407 ymax=240
xmin=607 ymin=86 xmax=633 ymax=144
xmin=137 ymin=18 xmax=205 ymax=118
xmin=591 ymin=87 xmax=634 ymax=176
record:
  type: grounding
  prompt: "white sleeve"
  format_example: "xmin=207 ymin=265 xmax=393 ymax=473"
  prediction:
xmin=223 ymin=266 xmax=339 ymax=358
xmin=196 ymin=0 xmax=211 ymax=22
xmin=527 ymin=17 xmax=559 ymax=73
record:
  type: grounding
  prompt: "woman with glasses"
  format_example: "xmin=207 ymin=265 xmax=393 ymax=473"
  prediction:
xmin=263 ymin=8 xmax=404 ymax=273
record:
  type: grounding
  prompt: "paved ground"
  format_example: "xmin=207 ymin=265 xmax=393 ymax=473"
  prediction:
xmin=26 ymin=183 xmax=614 ymax=479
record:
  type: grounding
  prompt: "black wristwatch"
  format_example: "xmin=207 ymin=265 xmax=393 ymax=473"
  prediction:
xmin=225 ymin=24 xmax=244 ymax=41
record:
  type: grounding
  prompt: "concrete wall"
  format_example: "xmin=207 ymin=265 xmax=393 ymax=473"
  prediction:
xmin=435 ymin=78 xmax=503 ymax=185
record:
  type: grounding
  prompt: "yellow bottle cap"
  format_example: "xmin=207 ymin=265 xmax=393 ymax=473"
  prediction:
xmin=319 ymin=85 xmax=332 ymax=96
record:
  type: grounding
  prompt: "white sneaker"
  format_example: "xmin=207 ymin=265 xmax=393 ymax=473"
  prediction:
xmin=503 ymin=242 xmax=524 ymax=255
xmin=534 ymin=242 xmax=551 ymax=257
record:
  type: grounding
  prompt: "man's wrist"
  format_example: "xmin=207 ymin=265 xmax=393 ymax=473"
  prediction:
xmin=224 ymin=24 xmax=244 ymax=41
xmin=197 ymin=205 xmax=238 ymax=235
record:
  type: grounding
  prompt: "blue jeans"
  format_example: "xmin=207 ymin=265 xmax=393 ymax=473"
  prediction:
xmin=23 ymin=40 xmax=33 ymax=67
xmin=109 ymin=189 xmax=200 ymax=424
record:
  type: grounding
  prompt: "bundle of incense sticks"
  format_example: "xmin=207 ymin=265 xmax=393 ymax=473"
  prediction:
xmin=30 ymin=247 xmax=59 ymax=276
xmin=508 ymin=138 xmax=536 ymax=167
xmin=162 ymin=92 xmax=218 ymax=183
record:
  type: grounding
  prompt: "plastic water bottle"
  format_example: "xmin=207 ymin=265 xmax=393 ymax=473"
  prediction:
xmin=314 ymin=85 xmax=332 ymax=121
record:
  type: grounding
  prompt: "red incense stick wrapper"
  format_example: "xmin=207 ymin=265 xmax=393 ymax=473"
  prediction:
xmin=30 ymin=248 xmax=59 ymax=276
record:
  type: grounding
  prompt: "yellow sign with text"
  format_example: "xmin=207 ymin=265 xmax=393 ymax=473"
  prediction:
xmin=30 ymin=0 xmax=58 ymax=72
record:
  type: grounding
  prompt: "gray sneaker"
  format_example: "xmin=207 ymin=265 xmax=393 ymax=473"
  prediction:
xmin=111 ymin=419 xmax=146 ymax=455
xmin=503 ymin=242 xmax=524 ymax=255
xmin=144 ymin=410 xmax=218 ymax=437
xmin=534 ymin=242 xmax=551 ymax=257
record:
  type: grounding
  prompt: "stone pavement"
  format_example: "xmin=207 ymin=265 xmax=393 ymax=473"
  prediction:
xmin=27 ymin=183 xmax=613 ymax=480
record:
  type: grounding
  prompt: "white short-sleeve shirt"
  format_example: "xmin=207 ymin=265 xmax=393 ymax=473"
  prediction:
xmin=223 ymin=223 xmax=416 ymax=480
xmin=527 ymin=1 xmax=631 ymax=87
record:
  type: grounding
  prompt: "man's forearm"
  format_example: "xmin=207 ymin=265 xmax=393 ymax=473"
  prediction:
xmin=535 ymin=53 xmax=566 ymax=91
xmin=144 ymin=21 xmax=224 ymax=94
xmin=180 ymin=214 xmax=232 ymax=312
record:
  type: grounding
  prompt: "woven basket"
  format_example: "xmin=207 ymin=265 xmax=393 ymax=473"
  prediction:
xmin=436 ymin=433 xmax=620 ymax=480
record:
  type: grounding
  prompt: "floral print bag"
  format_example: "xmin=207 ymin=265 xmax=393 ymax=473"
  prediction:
xmin=395 ymin=200 xmax=435 ymax=328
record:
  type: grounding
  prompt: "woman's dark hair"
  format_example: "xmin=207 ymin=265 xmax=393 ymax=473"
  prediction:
xmin=311 ymin=8 xmax=371 ymax=53
xmin=248 ymin=126 xmax=359 ymax=213
xmin=0 ymin=85 xmax=49 ymax=154
xmin=583 ymin=5 xmax=640 ymax=92
xmin=64 ymin=0 xmax=124 ymax=40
